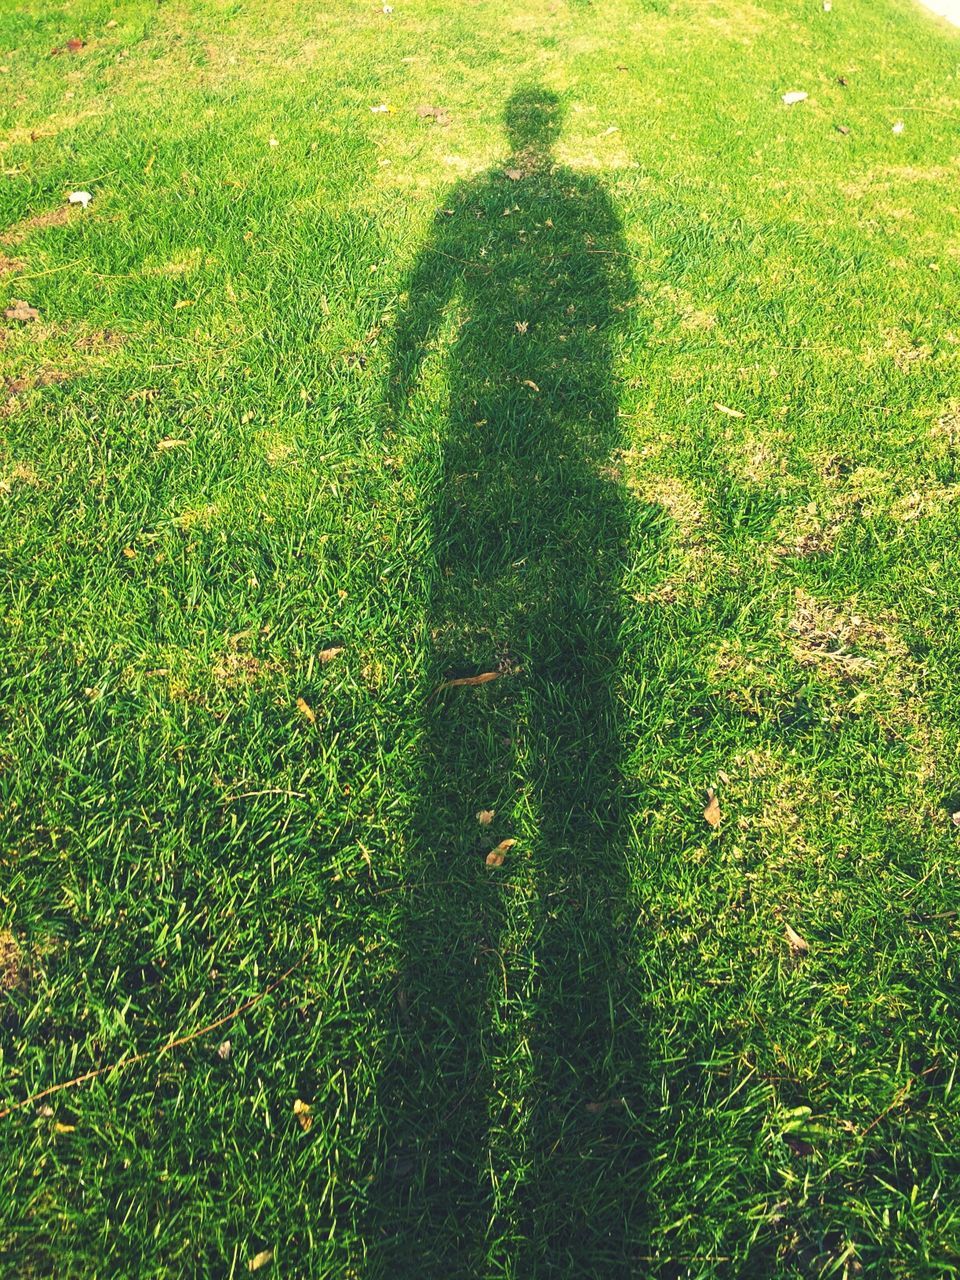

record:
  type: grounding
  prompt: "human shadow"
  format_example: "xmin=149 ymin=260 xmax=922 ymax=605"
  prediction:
xmin=369 ymin=86 xmax=651 ymax=1273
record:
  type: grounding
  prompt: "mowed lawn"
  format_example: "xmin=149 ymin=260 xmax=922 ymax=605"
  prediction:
xmin=3 ymin=0 xmax=960 ymax=1274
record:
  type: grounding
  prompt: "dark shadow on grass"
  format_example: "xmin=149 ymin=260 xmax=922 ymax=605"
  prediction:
xmin=368 ymin=85 xmax=653 ymax=1274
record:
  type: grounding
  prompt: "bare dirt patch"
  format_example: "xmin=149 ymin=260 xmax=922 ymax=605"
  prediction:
xmin=787 ymin=589 xmax=905 ymax=681
xmin=0 ymin=205 xmax=73 ymax=247
xmin=2 ymin=371 xmax=71 ymax=416
xmin=0 ymin=930 xmax=26 ymax=993
xmin=0 ymin=462 xmax=41 ymax=492
xmin=0 ymin=254 xmax=25 ymax=276
xmin=933 ymin=406 xmax=960 ymax=449
xmin=75 ymin=329 xmax=123 ymax=351
xmin=212 ymin=650 xmax=282 ymax=687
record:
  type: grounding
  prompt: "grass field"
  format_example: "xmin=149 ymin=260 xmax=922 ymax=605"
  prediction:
xmin=3 ymin=0 xmax=960 ymax=1274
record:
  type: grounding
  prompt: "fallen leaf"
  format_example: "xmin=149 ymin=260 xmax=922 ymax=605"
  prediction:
xmin=217 ymin=1039 xmax=232 ymax=1060
xmin=432 ymin=670 xmax=500 ymax=697
xmin=476 ymin=809 xmax=495 ymax=825
xmin=714 ymin=402 xmax=745 ymax=418
xmin=503 ymin=168 xmax=522 ymax=181
xmin=296 ymin=696 xmax=316 ymax=724
xmin=67 ymin=190 xmax=93 ymax=209
xmin=835 ymin=124 xmax=851 ymax=135
xmin=585 ymin=1097 xmax=623 ymax=1114
xmin=318 ymin=646 xmax=343 ymax=663
xmin=416 ymin=104 xmax=451 ymax=124
xmin=248 ymin=1250 xmax=273 ymax=1272
xmin=602 ymin=126 xmax=619 ymax=136
xmin=703 ymin=790 xmax=722 ymax=829
xmin=66 ymin=37 xmax=86 ymax=52
xmin=156 ymin=438 xmax=188 ymax=450
xmin=293 ymin=1098 xmax=313 ymax=1131
xmin=952 ymin=811 xmax=960 ymax=827
xmin=122 ymin=546 xmax=137 ymax=559
xmin=837 ymin=75 xmax=848 ymax=87
xmin=54 ymin=1122 xmax=76 ymax=1133
xmin=785 ymin=922 xmax=809 ymax=953
xmin=106 ymin=19 xmax=118 ymax=27
xmin=485 ymin=838 xmax=516 ymax=867
xmin=515 ymin=320 xmax=529 ymax=334
xmin=4 ymin=300 xmax=39 ymax=322
xmin=521 ymin=379 xmax=540 ymax=391
xmin=784 ymin=1134 xmax=815 ymax=1157
xmin=781 ymin=91 xmax=808 ymax=106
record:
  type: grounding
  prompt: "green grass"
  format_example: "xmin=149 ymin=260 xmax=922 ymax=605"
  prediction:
xmin=2 ymin=0 xmax=960 ymax=1274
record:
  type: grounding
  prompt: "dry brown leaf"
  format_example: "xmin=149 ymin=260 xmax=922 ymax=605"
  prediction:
xmin=156 ymin=438 xmax=188 ymax=451
xmin=785 ymin=922 xmax=809 ymax=953
xmin=784 ymin=1134 xmax=814 ymax=1158
xmin=585 ymin=1098 xmax=623 ymax=1114
xmin=433 ymin=671 xmax=500 ymax=697
xmin=951 ymin=811 xmax=960 ymax=827
xmin=296 ymin=697 xmax=316 ymax=724
xmin=485 ymin=838 xmax=516 ymax=867
xmin=504 ymin=168 xmax=522 ymax=181
xmin=4 ymin=300 xmax=39 ymax=322
xmin=415 ymin=104 xmax=451 ymax=124
xmin=521 ymin=379 xmax=540 ymax=391
xmin=319 ymin=646 xmax=343 ymax=663
xmin=714 ymin=403 xmax=745 ymax=418
xmin=65 ymin=37 xmax=86 ymax=51
xmin=248 ymin=1250 xmax=273 ymax=1273
xmin=703 ymin=790 xmax=722 ymax=828
xmin=476 ymin=809 xmax=495 ymax=825
xmin=122 ymin=546 xmax=136 ymax=559
xmin=293 ymin=1098 xmax=313 ymax=1131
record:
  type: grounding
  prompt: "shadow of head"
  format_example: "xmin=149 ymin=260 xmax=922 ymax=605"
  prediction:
xmin=504 ymin=84 xmax=564 ymax=157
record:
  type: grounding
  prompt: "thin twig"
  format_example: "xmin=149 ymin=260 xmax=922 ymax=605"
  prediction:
xmin=0 ymin=953 xmax=309 ymax=1120
xmin=894 ymin=105 xmax=958 ymax=117
xmin=218 ymin=788 xmax=307 ymax=804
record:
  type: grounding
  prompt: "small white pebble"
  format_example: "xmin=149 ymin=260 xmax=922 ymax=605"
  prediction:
xmin=67 ymin=190 xmax=93 ymax=208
